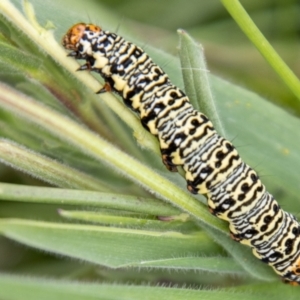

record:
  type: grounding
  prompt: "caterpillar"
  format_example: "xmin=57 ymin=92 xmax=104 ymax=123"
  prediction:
xmin=62 ymin=23 xmax=300 ymax=285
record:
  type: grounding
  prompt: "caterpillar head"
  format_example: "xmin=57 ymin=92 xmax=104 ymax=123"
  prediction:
xmin=62 ymin=23 xmax=101 ymax=50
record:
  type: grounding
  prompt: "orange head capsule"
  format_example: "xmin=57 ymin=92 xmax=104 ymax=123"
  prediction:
xmin=62 ymin=23 xmax=101 ymax=50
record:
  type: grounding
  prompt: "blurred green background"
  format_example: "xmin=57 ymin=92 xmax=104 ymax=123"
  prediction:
xmin=0 ymin=0 xmax=300 ymax=293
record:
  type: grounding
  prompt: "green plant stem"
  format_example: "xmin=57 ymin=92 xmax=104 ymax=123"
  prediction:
xmin=0 ymin=183 xmax=179 ymax=216
xmin=0 ymin=83 xmax=225 ymax=233
xmin=0 ymin=139 xmax=111 ymax=191
xmin=221 ymin=0 xmax=300 ymax=101
xmin=58 ymin=209 xmax=192 ymax=230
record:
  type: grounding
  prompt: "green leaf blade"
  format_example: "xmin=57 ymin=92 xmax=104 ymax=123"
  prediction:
xmin=0 ymin=218 xmax=222 ymax=268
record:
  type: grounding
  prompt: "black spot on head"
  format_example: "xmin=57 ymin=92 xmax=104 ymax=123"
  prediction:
xmin=168 ymin=99 xmax=175 ymax=105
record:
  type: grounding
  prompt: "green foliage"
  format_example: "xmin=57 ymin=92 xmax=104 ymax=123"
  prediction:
xmin=0 ymin=0 xmax=300 ymax=299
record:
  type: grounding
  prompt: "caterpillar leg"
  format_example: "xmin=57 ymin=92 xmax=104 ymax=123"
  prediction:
xmin=96 ymin=81 xmax=112 ymax=94
xmin=283 ymin=279 xmax=300 ymax=286
xmin=161 ymin=154 xmax=178 ymax=172
xmin=187 ymin=184 xmax=199 ymax=194
xmin=67 ymin=51 xmax=78 ymax=57
xmin=77 ymin=62 xmax=92 ymax=71
xmin=160 ymin=147 xmax=178 ymax=172
xmin=229 ymin=232 xmax=241 ymax=242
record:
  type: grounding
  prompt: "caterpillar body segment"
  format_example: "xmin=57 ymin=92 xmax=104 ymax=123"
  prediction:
xmin=62 ymin=23 xmax=300 ymax=285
